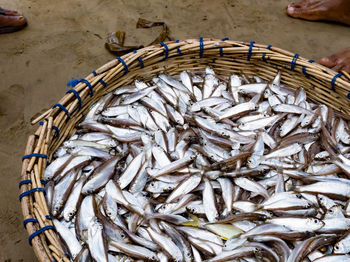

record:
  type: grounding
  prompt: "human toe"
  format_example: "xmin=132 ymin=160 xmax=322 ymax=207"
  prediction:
xmin=320 ymin=55 xmax=338 ymax=68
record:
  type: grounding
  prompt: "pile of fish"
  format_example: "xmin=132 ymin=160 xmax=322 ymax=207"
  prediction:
xmin=44 ymin=67 xmax=350 ymax=262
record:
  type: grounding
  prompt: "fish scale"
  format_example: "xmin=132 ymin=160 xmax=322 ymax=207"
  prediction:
xmin=45 ymin=67 xmax=350 ymax=262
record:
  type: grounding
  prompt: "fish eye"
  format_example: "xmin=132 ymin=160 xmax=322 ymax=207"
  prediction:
xmin=335 ymin=245 xmax=340 ymax=250
xmin=314 ymin=219 xmax=318 ymax=224
xmin=121 ymin=233 xmax=125 ymax=238
xmin=329 ymin=209 xmax=334 ymax=214
xmin=69 ymin=212 xmax=73 ymax=217
xmin=107 ymin=212 xmax=112 ymax=216
xmin=150 ymin=182 xmax=155 ymax=187
xmin=247 ymin=159 xmax=252 ymax=163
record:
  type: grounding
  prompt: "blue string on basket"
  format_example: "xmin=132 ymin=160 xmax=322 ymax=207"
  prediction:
xmin=247 ymin=41 xmax=255 ymax=61
xmin=28 ymin=225 xmax=56 ymax=246
xmin=91 ymin=71 xmax=107 ymax=87
xmin=19 ymin=187 xmax=46 ymax=201
xmin=160 ymin=42 xmax=169 ymax=60
xmin=302 ymin=59 xmax=314 ymax=78
xmin=67 ymin=78 xmax=93 ymax=97
xmin=116 ymin=56 xmax=129 ymax=74
xmin=220 ymin=37 xmax=229 ymax=57
xmin=291 ymin=53 xmax=299 ymax=71
xmin=262 ymin=45 xmax=272 ymax=62
xmin=52 ymin=126 xmax=60 ymax=138
xmin=39 ymin=121 xmax=59 ymax=138
xmin=52 ymin=104 xmax=70 ymax=120
xmin=23 ymin=218 xmax=38 ymax=228
xmin=175 ymin=40 xmax=182 ymax=56
xmin=66 ymin=89 xmax=82 ymax=110
xmin=22 ymin=153 xmax=48 ymax=161
xmin=331 ymin=72 xmax=343 ymax=91
xmin=133 ymin=50 xmax=145 ymax=68
xmin=199 ymin=37 xmax=204 ymax=58
xmin=18 ymin=179 xmax=46 ymax=188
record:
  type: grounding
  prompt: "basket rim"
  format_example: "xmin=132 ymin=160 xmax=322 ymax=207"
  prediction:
xmin=20 ymin=38 xmax=350 ymax=262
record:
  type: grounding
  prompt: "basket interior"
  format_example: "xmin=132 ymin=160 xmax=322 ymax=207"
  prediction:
xmin=20 ymin=38 xmax=350 ymax=262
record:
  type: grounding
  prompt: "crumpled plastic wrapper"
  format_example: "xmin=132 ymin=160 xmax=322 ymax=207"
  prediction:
xmin=105 ymin=18 xmax=173 ymax=55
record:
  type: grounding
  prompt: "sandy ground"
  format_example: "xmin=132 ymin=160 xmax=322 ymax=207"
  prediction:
xmin=0 ymin=0 xmax=350 ymax=261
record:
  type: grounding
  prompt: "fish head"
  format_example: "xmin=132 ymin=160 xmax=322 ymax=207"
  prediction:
xmin=334 ymin=240 xmax=348 ymax=254
xmin=263 ymin=89 xmax=272 ymax=98
xmin=51 ymin=200 xmax=64 ymax=217
xmin=247 ymin=155 xmax=261 ymax=169
xmin=63 ymin=209 xmax=76 ymax=222
xmin=306 ymin=218 xmax=324 ymax=230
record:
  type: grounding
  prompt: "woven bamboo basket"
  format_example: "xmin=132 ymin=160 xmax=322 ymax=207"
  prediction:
xmin=20 ymin=38 xmax=350 ymax=261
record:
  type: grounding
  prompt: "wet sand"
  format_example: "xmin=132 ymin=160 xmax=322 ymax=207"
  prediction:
xmin=1 ymin=0 xmax=350 ymax=260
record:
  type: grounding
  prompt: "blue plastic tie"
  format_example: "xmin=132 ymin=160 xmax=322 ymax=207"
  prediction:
xmin=45 ymin=215 xmax=52 ymax=220
xmin=67 ymin=79 xmax=80 ymax=87
xmin=23 ymin=218 xmax=38 ymax=228
xmin=302 ymin=59 xmax=314 ymax=78
xmin=160 ymin=42 xmax=169 ymax=60
xmin=19 ymin=179 xmax=32 ymax=188
xmin=199 ymin=37 xmax=204 ymax=58
xmin=52 ymin=104 xmax=70 ymax=120
xmin=39 ymin=121 xmax=44 ymax=125
xmin=52 ymin=126 xmax=60 ymax=138
xmin=19 ymin=188 xmax=46 ymax=201
xmin=220 ymin=37 xmax=229 ymax=57
xmin=133 ymin=50 xmax=145 ymax=68
xmin=79 ymin=78 xmax=94 ymax=97
xmin=66 ymin=89 xmax=82 ymax=110
xmin=175 ymin=40 xmax=182 ymax=56
xmin=65 ymin=253 xmax=71 ymax=259
xmin=19 ymin=179 xmax=46 ymax=188
xmin=331 ymin=72 xmax=343 ymax=91
xmin=247 ymin=41 xmax=255 ymax=61
xmin=22 ymin=153 xmax=48 ymax=161
xmin=116 ymin=56 xmax=129 ymax=75
xmin=262 ymin=44 xmax=272 ymax=62
xmin=291 ymin=53 xmax=299 ymax=71
xmin=28 ymin=225 xmax=56 ymax=246
xmin=99 ymin=79 xmax=107 ymax=87
xmin=92 ymin=70 xmax=97 ymax=76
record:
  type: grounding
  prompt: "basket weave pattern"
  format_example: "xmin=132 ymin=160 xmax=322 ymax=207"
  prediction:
xmin=20 ymin=38 xmax=350 ymax=261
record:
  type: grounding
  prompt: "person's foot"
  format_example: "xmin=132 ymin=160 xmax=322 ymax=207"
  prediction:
xmin=320 ymin=48 xmax=350 ymax=73
xmin=0 ymin=9 xmax=27 ymax=34
xmin=0 ymin=8 xmax=21 ymax=16
xmin=286 ymin=0 xmax=350 ymax=26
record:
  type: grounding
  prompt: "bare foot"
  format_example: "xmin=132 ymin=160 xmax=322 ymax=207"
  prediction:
xmin=286 ymin=0 xmax=350 ymax=26
xmin=0 ymin=9 xmax=27 ymax=34
xmin=320 ymin=48 xmax=350 ymax=73
xmin=0 ymin=8 xmax=21 ymax=16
